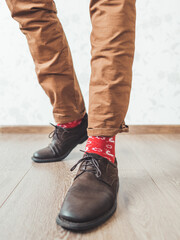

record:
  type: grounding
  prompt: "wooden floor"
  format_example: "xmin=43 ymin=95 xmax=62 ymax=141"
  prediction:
xmin=0 ymin=133 xmax=180 ymax=240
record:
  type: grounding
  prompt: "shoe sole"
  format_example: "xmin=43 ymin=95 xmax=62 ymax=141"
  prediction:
xmin=31 ymin=134 xmax=88 ymax=163
xmin=56 ymin=181 xmax=119 ymax=232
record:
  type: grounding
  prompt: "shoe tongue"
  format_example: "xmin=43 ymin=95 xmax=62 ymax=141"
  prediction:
xmin=84 ymin=152 xmax=116 ymax=167
xmin=85 ymin=152 xmax=105 ymax=161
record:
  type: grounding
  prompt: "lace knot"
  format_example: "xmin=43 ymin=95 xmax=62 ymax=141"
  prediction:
xmin=70 ymin=150 xmax=102 ymax=178
xmin=48 ymin=123 xmax=69 ymax=140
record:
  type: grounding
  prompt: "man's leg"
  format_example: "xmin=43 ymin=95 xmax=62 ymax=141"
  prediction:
xmin=5 ymin=0 xmax=86 ymax=123
xmin=5 ymin=0 xmax=88 ymax=162
xmin=84 ymin=0 xmax=136 ymax=162
xmin=88 ymin=0 xmax=136 ymax=136
xmin=57 ymin=0 xmax=136 ymax=231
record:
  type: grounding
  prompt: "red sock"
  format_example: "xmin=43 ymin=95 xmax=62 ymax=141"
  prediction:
xmin=57 ymin=118 xmax=82 ymax=128
xmin=85 ymin=136 xmax=115 ymax=163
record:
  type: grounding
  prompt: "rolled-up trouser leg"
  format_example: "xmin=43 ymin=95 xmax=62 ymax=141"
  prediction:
xmin=5 ymin=0 xmax=86 ymax=124
xmin=87 ymin=0 xmax=136 ymax=136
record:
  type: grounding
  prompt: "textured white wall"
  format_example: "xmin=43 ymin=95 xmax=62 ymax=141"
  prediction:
xmin=0 ymin=0 xmax=179 ymax=125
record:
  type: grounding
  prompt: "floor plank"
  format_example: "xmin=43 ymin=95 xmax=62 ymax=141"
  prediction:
xmin=123 ymin=134 xmax=180 ymax=210
xmin=0 ymin=169 xmax=31 ymax=207
xmin=0 ymin=134 xmax=48 ymax=206
xmin=0 ymin=134 xmax=180 ymax=240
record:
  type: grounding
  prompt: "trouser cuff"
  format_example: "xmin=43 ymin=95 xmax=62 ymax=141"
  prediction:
xmin=87 ymin=121 xmax=129 ymax=136
xmin=53 ymin=109 xmax=87 ymax=125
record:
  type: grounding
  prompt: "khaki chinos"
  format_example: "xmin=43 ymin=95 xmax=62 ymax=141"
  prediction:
xmin=5 ymin=0 xmax=136 ymax=136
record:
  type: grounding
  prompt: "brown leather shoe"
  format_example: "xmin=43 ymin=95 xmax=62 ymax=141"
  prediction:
xmin=56 ymin=150 xmax=119 ymax=231
xmin=32 ymin=113 xmax=88 ymax=163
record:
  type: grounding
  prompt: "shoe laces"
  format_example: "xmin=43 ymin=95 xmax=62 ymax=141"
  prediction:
xmin=70 ymin=150 xmax=101 ymax=179
xmin=48 ymin=123 xmax=70 ymax=140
